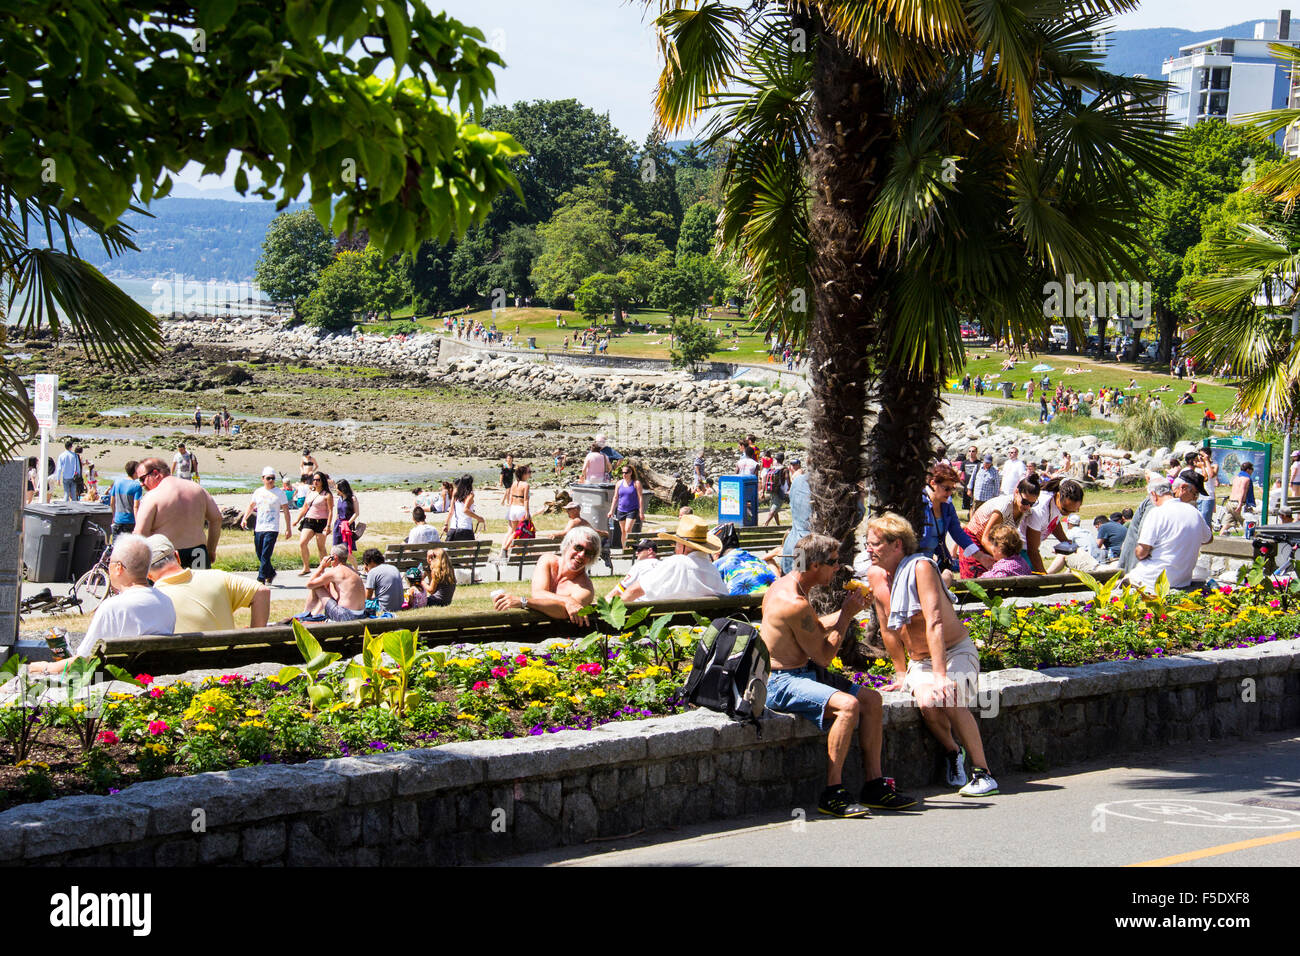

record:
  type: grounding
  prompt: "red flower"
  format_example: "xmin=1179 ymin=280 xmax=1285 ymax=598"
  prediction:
xmin=472 ymin=681 xmax=490 ymax=692
xmin=135 ymin=673 xmax=153 ymax=686
xmin=147 ymin=720 xmax=168 ymax=736
xmin=97 ymin=730 xmax=119 ymax=745
xmin=149 ymin=687 xmax=165 ymax=699
xmin=514 ymin=654 xmax=528 ymax=665
xmin=490 ymin=667 xmax=508 ymax=678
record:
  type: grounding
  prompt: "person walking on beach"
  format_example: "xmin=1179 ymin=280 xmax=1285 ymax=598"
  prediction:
xmin=332 ymin=478 xmax=361 ymax=557
xmin=444 ymin=474 xmax=485 ymax=541
xmin=608 ymin=462 xmax=645 ymax=553
xmin=193 ymin=406 xmax=203 ymax=433
xmin=171 ymin=442 xmax=199 ymax=483
xmin=240 ymin=466 xmax=291 ymax=585
xmin=293 ymin=471 xmax=334 ymax=574
xmin=500 ymin=464 xmax=533 ymax=558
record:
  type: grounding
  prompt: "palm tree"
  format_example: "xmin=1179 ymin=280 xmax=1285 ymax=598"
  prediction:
xmin=650 ymin=0 xmax=1181 ymax=545
xmin=0 ymin=190 xmax=161 ymax=451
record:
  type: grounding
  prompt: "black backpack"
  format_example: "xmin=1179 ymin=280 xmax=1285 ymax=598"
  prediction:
xmin=680 ymin=616 xmax=771 ymax=726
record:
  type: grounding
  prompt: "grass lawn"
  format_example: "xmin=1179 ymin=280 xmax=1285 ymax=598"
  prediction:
xmin=360 ymin=306 xmax=783 ymax=364
xmin=955 ymin=350 xmax=1239 ymax=433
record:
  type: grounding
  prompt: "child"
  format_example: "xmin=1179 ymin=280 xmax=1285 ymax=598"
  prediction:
xmin=980 ymin=525 xmax=1033 ymax=578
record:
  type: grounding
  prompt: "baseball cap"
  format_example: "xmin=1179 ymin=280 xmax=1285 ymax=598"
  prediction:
xmin=262 ymin=466 xmax=276 ymax=478
xmin=633 ymin=538 xmax=656 ymax=554
xmin=145 ymin=534 xmax=176 ymax=566
xmin=790 ymin=458 xmax=801 ymax=466
xmin=982 ymin=453 xmax=993 ymax=463
xmin=1173 ymin=470 xmax=1208 ymax=497
xmin=563 ymin=500 xmax=582 ymax=511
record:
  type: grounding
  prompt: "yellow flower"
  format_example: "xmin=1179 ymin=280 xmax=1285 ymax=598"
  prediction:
xmin=497 ymin=704 xmax=510 ymax=712
xmin=590 ymin=688 xmax=606 ymax=698
xmin=72 ymin=704 xmax=86 ymax=713
xmin=874 ymin=658 xmax=888 ymax=667
xmin=16 ymin=759 xmax=49 ymax=770
xmin=145 ymin=742 xmax=168 ymax=756
xmin=238 ymin=719 xmax=267 ymax=728
xmin=194 ymin=722 xmax=217 ymax=732
xmin=244 ymin=709 xmax=262 ymax=717
xmin=488 ymin=650 xmax=502 ymax=660
xmin=569 ymin=694 xmax=584 ymax=704
xmin=456 ymin=712 xmax=479 ymax=721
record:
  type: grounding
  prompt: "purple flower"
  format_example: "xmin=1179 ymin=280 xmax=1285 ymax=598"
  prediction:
xmin=340 ymin=743 xmax=351 ymax=757
xmin=108 ymin=788 xmax=121 ymax=795
xmin=528 ymin=724 xmax=545 ymax=736
xmin=368 ymin=740 xmax=389 ymax=751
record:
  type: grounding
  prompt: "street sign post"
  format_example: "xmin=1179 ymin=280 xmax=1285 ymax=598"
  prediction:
xmin=33 ymin=374 xmax=57 ymax=504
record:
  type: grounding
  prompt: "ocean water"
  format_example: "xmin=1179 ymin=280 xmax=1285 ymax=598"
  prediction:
xmin=110 ymin=276 xmax=273 ymax=316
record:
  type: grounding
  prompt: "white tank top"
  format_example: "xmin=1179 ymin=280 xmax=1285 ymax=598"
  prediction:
xmin=450 ymin=498 xmax=473 ymax=531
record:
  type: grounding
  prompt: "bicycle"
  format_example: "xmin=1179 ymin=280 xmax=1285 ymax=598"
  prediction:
xmin=71 ymin=523 xmax=115 ymax=604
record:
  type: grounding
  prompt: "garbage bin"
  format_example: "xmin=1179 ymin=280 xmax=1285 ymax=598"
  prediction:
xmin=718 ymin=475 xmax=759 ymax=527
xmin=527 ymin=336 xmax=536 ymax=349
xmin=22 ymin=503 xmax=83 ymax=583
xmin=68 ymin=501 xmax=113 ymax=579
xmin=567 ymin=482 xmax=616 ymax=533
xmin=1000 ymin=382 xmax=1015 ymax=399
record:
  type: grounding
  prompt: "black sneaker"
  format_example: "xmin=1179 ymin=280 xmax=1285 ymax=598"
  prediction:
xmin=818 ymin=785 xmax=872 ymax=818
xmin=860 ymin=776 xmax=918 ymax=810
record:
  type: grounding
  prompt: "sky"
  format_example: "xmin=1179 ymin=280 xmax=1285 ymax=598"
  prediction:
xmin=174 ymin=0 xmax=1289 ymax=194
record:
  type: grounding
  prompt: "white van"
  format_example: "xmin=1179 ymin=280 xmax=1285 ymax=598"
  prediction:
xmin=1049 ymin=326 xmax=1069 ymax=346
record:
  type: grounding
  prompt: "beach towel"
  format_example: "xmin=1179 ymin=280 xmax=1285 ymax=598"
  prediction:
xmin=887 ymin=553 xmax=957 ymax=630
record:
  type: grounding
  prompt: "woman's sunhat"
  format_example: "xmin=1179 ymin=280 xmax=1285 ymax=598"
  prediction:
xmin=657 ymin=515 xmax=723 ymax=555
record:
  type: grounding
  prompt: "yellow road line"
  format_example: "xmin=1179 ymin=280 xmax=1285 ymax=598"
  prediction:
xmin=1129 ymin=828 xmax=1300 ymax=867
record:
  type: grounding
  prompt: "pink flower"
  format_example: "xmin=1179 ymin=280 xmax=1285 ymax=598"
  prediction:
xmin=97 ymin=730 xmax=119 ymax=745
xmin=577 ymin=662 xmax=603 ymax=676
xmin=1220 ymin=586 xmax=1234 ymax=595
xmin=148 ymin=720 xmax=168 ymax=736
xmin=472 ymin=681 xmax=490 ymax=692
xmin=149 ymin=687 xmax=165 ymax=698
xmin=491 ymin=667 xmax=508 ymax=678
xmin=219 ymin=674 xmax=244 ymax=685
xmin=135 ymin=673 xmax=153 ymax=686
xmin=1270 ymin=599 xmax=1281 ymax=608
xmin=514 ymin=654 xmax=528 ymax=665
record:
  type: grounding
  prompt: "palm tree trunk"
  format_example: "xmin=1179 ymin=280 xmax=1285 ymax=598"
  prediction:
xmin=804 ymin=16 xmax=891 ymax=557
xmin=867 ymin=364 xmax=943 ymax=529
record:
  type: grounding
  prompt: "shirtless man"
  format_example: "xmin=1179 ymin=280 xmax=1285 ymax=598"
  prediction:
xmin=761 ymin=532 xmax=916 ymax=817
xmin=546 ymin=501 xmax=596 ymax=541
xmin=300 ymin=545 xmax=366 ymax=622
xmin=134 ymin=458 xmax=222 ymax=569
xmin=493 ymin=526 xmax=599 ymax=625
xmin=864 ymin=512 xmax=998 ymax=797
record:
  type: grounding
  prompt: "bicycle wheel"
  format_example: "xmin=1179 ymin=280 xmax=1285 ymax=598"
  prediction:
xmin=74 ymin=566 xmax=112 ymax=604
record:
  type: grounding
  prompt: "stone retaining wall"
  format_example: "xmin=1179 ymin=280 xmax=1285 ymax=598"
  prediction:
xmin=3 ymin=639 xmax=1298 ymax=865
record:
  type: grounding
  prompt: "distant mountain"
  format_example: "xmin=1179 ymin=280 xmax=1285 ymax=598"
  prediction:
xmin=165 ymin=181 xmax=267 ymax=203
xmin=73 ymin=197 xmax=303 ymax=283
xmin=1103 ymin=19 xmax=1279 ymax=78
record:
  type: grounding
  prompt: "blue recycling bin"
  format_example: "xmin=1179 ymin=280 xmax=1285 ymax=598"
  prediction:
xmin=718 ymin=475 xmax=759 ymax=527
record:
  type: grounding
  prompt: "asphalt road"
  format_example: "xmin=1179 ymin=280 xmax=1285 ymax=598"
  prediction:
xmin=502 ymin=732 xmax=1300 ymax=868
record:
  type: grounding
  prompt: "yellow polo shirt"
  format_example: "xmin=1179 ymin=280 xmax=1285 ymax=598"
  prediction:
xmin=155 ymin=569 xmax=260 ymax=632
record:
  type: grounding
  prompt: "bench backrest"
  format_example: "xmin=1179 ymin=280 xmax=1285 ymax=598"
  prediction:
xmin=384 ymin=540 xmax=487 ymax=572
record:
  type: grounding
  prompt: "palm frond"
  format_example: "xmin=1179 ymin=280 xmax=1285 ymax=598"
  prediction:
xmin=652 ymin=2 xmax=746 ymax=134
xmin=0 ymin=360 xmax=40 ymax=453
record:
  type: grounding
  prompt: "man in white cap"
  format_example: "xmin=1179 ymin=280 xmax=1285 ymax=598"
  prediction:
xmin=147 ymin=533 xmax=270 ymax=632
xmin=546 ymin=500 xmax=596 ymax=541
xmin=28 ymin=534 xmax=176 ymax=674
xmin=621 ymin=515 xmax=727 ymax=602
xmin=239 ymin=467 xmax=292 ymax=585
xmin=1128 ymin=477 xmax=1212 ymax=591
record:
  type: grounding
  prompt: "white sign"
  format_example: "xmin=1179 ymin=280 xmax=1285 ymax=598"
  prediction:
xmin=34 ymin=374 xmax=58 ymax=429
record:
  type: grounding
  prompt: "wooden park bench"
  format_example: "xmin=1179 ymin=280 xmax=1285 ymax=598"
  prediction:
xmin=382 ymin=539 xmax=490 ymax=579
xmin=496 ymin=536 xmax=616 ymax=581
xmin=92 ymin=594 xmax=764 ymax=674
xmin=734 ymin=525 xmax=790 ymax=552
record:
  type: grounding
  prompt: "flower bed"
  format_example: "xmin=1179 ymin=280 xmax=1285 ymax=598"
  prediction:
xmin=3 ymin=579 xmax=1297 ymax=811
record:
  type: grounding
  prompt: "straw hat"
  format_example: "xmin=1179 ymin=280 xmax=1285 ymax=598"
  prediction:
xmin=657 ymin=515 xmax=723 ymax=556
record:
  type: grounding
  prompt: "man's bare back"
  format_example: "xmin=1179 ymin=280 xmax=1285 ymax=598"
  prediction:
xmin=865 ymin=560 xmax=967 ymax=662
xmin=136 ymin=476 xmax=222 ymax=552
xmin=319 ymin=562 xmax=365 ymax=610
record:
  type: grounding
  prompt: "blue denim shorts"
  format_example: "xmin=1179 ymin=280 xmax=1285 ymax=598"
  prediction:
xmin=766 ymin=665 xmax=858 ymax=730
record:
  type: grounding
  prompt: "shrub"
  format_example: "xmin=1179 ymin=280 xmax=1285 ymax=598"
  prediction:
xmin=1114 ymin=400 xmax=1190 ymax=450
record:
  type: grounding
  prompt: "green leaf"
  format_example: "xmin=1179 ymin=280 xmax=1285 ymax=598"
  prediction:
xmin=307 ymin=684 xmax=335 ymax=709
xmin=292 ymin=618 xmax=324 ymax=665
xmin=103 ymin=664 xmax=145 ymax=688
xmin=275 ymin=666 xmax=305 ymax=685
xmin=305 ymin=651 xmax=340 ymax=676
xmin=381 ymin=0 xmax=409 ymax=74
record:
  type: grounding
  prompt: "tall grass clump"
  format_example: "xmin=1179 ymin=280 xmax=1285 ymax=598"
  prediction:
xmin=1115 ymin=401 xmax=1191 ymax=451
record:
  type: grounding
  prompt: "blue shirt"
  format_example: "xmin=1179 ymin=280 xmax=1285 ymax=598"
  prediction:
xmin=55 ymin=450 xmax=80 ymax=482
xmin=109 ymin=477 xmax=143 ymax=523
xmin=1238 ymin=471 xmax=1257 ymax=509
xmin=780 ymin=473 xmax=812 ymax=574
xmin=917 ymin=495 xmax=979 ymax=565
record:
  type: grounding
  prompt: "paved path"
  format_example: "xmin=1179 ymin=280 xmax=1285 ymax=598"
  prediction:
xmin=500 ymin=732 xmax=1300 ymax=867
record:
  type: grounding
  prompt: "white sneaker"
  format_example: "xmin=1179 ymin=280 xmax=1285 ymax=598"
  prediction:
xmin=945 ymin=746 xmax=968 ymax=788
xmin=959 ymin=769 xmax=999 ymax=797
